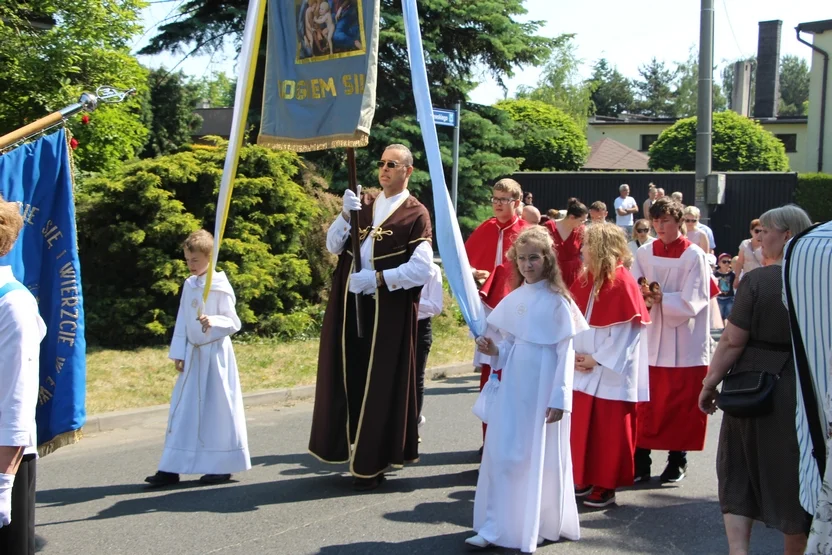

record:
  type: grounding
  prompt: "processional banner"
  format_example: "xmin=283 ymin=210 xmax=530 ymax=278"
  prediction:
xmin=0 ymin=129 xmax=86 ymax=453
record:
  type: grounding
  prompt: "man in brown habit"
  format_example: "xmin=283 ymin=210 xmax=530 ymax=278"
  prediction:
xmin=309 ymin=144 xmax=433 ymax=491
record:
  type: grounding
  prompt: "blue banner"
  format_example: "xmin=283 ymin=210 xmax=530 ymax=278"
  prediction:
xmin=258 ymin=0 xmax=380 ymax=152
xmin=0 ymin=129 xmax=86 ymax=451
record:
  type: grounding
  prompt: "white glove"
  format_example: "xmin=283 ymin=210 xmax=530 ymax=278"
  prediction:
xmin=0 ymin=472 xmax=14 ymax=528
xmin=348 ymin=268 xmax=377 ymax=295
xmin=342 ymin=185 xmax=362 ymax=217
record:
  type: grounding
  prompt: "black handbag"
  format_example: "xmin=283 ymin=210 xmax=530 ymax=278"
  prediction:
xmin=716 ymin=340 xmax=792 ymax=418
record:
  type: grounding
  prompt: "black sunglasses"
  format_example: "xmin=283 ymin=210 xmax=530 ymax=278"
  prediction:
xmin=635 ymin=228 xmax=649 ymax=233
xmin=376 ymin=160 xmax=408 ymax=169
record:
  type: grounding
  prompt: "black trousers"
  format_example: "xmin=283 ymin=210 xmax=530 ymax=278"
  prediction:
xmin=635 ymin=448 xmax=687 ymax=468
xmin=415 ymin=318 xmax=433 ymax=416
xmin=0 ymin=454 xmax=36 ymax=555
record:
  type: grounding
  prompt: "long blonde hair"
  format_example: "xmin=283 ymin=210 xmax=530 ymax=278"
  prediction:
xmin=506 ymin=226 xmax=571 ymax=299
xmin=579 ymin=222 xmax=632 ymax=296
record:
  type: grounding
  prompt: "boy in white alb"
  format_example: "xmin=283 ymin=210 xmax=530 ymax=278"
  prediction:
xmin=145 ymin=230 xmax=251 ymax=487
xmin=613 ymin=184 xmax=638 ymax=236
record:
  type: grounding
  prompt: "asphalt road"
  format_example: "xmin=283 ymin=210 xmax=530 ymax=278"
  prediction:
xmin=35 ymin=373 xmax=783 ymax=554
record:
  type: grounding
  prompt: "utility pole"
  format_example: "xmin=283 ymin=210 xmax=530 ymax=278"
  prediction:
xmin=695 ymin=0 xmax=715 ymax=224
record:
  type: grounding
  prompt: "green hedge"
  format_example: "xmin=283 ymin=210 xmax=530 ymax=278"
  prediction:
xmin=796 ymin=173 xmax=832 ymax=223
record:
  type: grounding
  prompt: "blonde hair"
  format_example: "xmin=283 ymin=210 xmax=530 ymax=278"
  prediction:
xmin=506 ymin=226 xmax=571 ymax=299
xmin=682 ymin=205 xmax=700 ymax=219
xmin=182 ymin=229 xmax=214 ymax=256
xmin=0 ymin=196 xmax=23 ymax=257
xmin=632 ymin=218 xmax=650 ymax=240
xmin=579 ymin=222 xmax=631 ymax=296
xmin=493 ymin=178 xmax=522 ymax=201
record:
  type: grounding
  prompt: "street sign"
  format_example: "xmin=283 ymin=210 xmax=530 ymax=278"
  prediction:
xmin=432 ymin=108 xmax=457 ymax=127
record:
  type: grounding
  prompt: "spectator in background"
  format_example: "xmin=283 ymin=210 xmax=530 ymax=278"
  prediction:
xmin=627 ymin=219 xmax=655 ymax=261
xmin=589 ymin=201 xmax=608 ymax=225
xmin=655 ymin=188 xmax=665 ymax=200
xmin=614 ymin=184 xmax=639 ymax=236
xmin=523 ymin=191 xmax=534 ymax=206
xmin=522 ymin=205 xmax=541 ymax=225
xmin=713 ymin=253 xmax=735 ymax=323
xmin=643 ymin=185 xmax=657 ymax=218
xmin=733 ymin=219 xmax=766 ymax=289
xmin=682 ymin=206 xmax=711 ymax=253
xmin=544 ymin=198 xmax=589 ymax=288
xmin=671 ymin=191 xmax=683 ymax=204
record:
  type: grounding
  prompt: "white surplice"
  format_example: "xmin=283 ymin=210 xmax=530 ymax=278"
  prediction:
xmin=572 ymin=296 xmax=649 ymax=403
xmin=630 ymin=243 xmax=711 ymax=368
xmin=473 ymin=280 xmax=589 ymax=552
xmin=158 ymin=271 xmax=251 ymax=475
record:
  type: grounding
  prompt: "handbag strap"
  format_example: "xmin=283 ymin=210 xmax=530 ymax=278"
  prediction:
xmin=784 ymin=222 xmax=826 ymax=479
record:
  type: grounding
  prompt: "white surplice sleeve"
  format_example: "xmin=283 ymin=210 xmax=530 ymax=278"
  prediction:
xmin=168 ymin=290 xmax=188 ymax=361
xmin=549 ymin=337 xmax=575 ymax=413
xmin=661 ymin=252 xmax=710 ymax=328
xmin=492 ymin=333 xmax=516 ymax=372
xmin=204 ymin=291 xmax=242 ymax=343
xmin=326 ymin=214 xmax=351 ymax=255
xmin=590 ymin=321 xmax=641 ymax=375
xmin=0 ymin=298 xmax=40 ymax=448
xmin=382 ymin=241 xmax=433 ymax=291
xmin=417 ymin=264 xmax=444 ymax=320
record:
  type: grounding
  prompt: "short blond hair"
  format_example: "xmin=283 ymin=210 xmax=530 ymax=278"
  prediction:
xmin=182 ymin=229 xmax=214 ymax=256
xmin=493 ymin=178 xmax=522 ymax=201
xmin=682 ymin=205 xmax=700 ymax=219
xmin=0 ymin=196 xmax=23 ymax=257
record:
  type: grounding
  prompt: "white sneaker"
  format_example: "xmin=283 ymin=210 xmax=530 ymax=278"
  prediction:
xmin=417 ymin=414 xmax=426 ymax=428
xmin=464 ymin=534 xmax=490 ymax=548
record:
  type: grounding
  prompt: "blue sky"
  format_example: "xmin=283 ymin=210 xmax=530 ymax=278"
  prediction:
xmin=135 ymin=0 xmax=828 ymax=105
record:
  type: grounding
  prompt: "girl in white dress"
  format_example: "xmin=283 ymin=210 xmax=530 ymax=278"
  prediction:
xmin=468 ymin=226 xmax=588 ymax=552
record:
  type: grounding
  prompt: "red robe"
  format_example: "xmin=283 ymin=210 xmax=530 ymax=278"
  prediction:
xmin=544 ymin=221 xmax=584 ymax=287
xmin=570 ymin=268 xmax=651 ymax=489
xmin=636 ymin=236 xmax=715 ymax=451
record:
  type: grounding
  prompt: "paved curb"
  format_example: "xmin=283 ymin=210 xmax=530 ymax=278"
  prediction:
xmin=83 ymin=362 xmax=475 ymax=435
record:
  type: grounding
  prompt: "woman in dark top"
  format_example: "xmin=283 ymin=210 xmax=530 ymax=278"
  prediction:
xmin=698 ymin=205 xmax=812 ymax=555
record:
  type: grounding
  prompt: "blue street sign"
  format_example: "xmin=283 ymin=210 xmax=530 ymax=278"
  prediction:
xmin=432 ymin=107 xmax=457 ymax=127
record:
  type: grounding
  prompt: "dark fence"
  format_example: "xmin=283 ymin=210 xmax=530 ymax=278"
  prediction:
xmin=512 ymin=172 xmax=798 ymax=256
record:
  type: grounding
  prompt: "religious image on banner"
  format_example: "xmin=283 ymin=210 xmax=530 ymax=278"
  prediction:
xmin=260 ymin=0 xmax=380 ymax=151
xmin=296 ymin=0 xmax=366 ymax=62
xmin=0 ymin=128 xmax=86 ymax=455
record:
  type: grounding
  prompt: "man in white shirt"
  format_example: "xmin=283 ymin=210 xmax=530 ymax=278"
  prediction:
xmin=310 ymin=144 xmax=433 ymax=491
xmin=0 ymin=197 xmax=47 ymax=555
xmin=613 ymin=184 xmax=638 ymax=236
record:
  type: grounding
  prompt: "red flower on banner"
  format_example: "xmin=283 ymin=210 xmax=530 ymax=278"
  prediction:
xmin=69 ymin=138 xmax=79 ymax=150
xmin=81 ymin=114 xmax=90 ymax=125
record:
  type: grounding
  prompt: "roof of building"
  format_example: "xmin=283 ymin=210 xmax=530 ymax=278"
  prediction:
xmin=582 ymin=138 xmax=650 ymax=171
xmin=589 ymin=114 xmax=807 ymax=126
xmin=797 ymin=20 xmax=832 ymax=34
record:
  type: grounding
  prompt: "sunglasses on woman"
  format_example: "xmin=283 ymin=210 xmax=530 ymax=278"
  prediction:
xmin=635 ymin=227 xmax=649 ymax=233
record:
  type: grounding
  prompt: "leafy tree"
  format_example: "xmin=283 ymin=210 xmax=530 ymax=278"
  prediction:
xmin=141 ymin=68 xmax=202 ymax=158
xmin=779 ymin=55 xmax=810 ymax=116
xmin=191 ymin=71 xmax=236 ymax=108
xmin=672 ymin=49 xmax=728 ymax=117
xmin=634 ymin=58 xmax=678 ymax=117
xmin=0 ymin=1 xmax=149 ymax=172
xmin=76 ymin=140 xmax=324 ymax=346
xmin=496 ymin=99 xmax=588 ymax=171
xmin=515 ymin=35 xmax=594 ymax=127
xmin=648 ymin=110 xmax=789 ymax=171
xmin=587 ymin=58 xmax=635 ymax=117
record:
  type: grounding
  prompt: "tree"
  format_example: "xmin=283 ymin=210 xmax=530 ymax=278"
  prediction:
xmin=515 ymin=35 xmax=594 ymax=127
xmin=0 ymin=1 xmax=149 ymax=172
xmin=648 ymin=110 xmax=789 ymax=171
xmin=779 ymin=55 xmax=810 ymax=116
xmin=587 ymin=58 xmax=635 ymax=117
xmin=496 ymin=99 xmax=588 ymax=171
xmin=191 ymin=71 xmax=236 ymax=108
xmin=141 ymin=68 xmax=203 ymax=158
xmin=672 ymin=49 xmax=728 ymax=117
xmin=76 ymin=140 xmax=325 ymax=346
xmin=633 ymin=58 xmax=677 ymax=117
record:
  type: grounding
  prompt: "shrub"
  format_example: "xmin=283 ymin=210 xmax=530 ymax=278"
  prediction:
xmin=495 ymin=99 xmax=589 ymax=171
xmin=796 ymin=173 xmax=832 ymax=223
xmin=77 ymin=139 xmax=322 ymax=346
xmin=648 ymin=111 xmax=790 ymax=172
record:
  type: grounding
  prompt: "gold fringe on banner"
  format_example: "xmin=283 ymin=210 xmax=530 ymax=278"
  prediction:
xmin=38 ymin=429 xmax=83 ymax=458
xmin=258 ymin=132 xmax=369 ymax=153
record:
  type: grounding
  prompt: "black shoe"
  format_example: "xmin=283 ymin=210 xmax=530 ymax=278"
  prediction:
xmin=353 ymin=474 xmax=385 ymax=491
xmin=144 ymin=471 xmax=180 ymax=487
xmin=633 ymin=470 xmax=651 ymax=483
xmin=199 ymin=473 xmax=232 ymax=484
xmin=660 ymin=462 xmax=687 ymax=483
